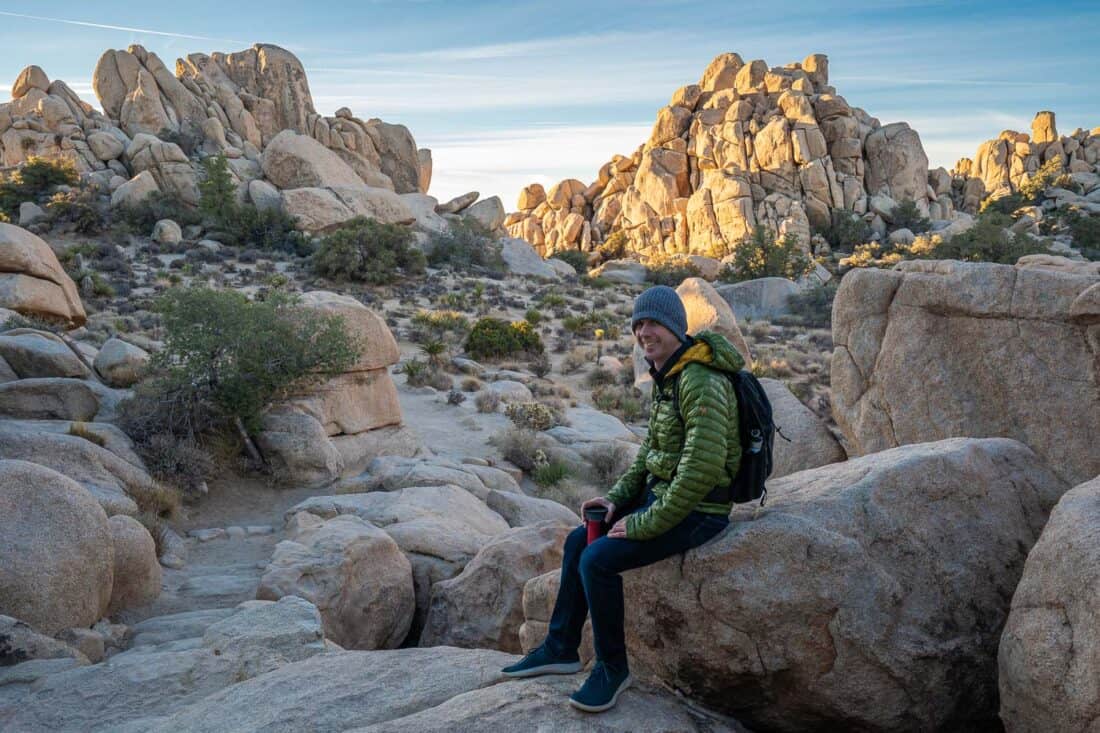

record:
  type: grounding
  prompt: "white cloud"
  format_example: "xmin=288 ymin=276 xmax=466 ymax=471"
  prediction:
xmin=424 ymin=123 xmax=651 ymax=206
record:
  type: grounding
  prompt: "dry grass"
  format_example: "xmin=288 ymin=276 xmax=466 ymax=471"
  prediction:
xmin=67 ymin=421 xmax=106 ymax=447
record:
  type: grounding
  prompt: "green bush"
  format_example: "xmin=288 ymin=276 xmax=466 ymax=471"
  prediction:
xmin=933 ymin=212 xmax=1048 ymax=264
xmin=117 ymin=190 xmax=202 ymax=232
xmin=1066 ymin=211 xmax=1100 ymax=259
xmin=312 ymin=217 xmax=425 ymax=284
xmin=720 ymin=226 xmax=814 ymax=283
xmin=646 ymin=257 xmax=701 ymax=287
xmin=1019 ymin=157 xmax=1075 ymax=202
xmin=533 ymin=460 xmax=571 ymax=488
xmin=427 ymin=219 xmax=504 ymax=273
xmin=890 ymin=198 xmax=931 ymax=234
xmin=0 ymin=157 xmax=79 ymax=219
xmin=199 ymin=154 xmax=238 ymax=225
xmin=46 ymin=189 xmax=106 ymax=233
xmin=122 ymin=288 xmax=361 ymax=441
xmin=505 ymin=401 xmax=558 ymax=431
xmin=553 ymin=248 xmax=589 ymax=274
xmin=464 ymin=317 xmax=544 ymax=361
xmin=197 ymin=155 xmax=305 ymax=252
xmin=784 ymin=282 xmax=837 ymax=329
xmin=820 ymin=209 xmax=871 ymax=252
xmin=598 ymin=230 xmax=629 ymax=260
xmin=980 ymin=191 xmax=1025 ymax=218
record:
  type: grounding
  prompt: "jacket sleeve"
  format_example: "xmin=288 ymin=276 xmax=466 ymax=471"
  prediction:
xmin=605 ymin=431 xmax=650 ymax=511
xmin=626 ymin=368 xmax=731 ymax=540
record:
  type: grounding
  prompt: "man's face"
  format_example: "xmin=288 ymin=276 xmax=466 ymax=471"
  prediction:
xmin=634 ymin=318 xmax=680 ymax=368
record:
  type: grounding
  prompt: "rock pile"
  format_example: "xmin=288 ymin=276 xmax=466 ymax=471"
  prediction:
xmin=0 ymin=223 xmax=86 ymax=327
xmin=506 ymin=52 xmax=950 ymax=261
xmin=953 ymin=110 xmax=1100 ymax=210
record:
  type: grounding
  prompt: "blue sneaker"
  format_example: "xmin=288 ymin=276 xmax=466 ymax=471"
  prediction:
xmin=569 ymin=661 xmax=633 ymax=713
xmin=501 ymin=644 xmax=583 ymax=678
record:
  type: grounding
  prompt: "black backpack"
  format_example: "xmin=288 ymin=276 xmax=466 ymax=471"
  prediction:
xmin=670 ymin=369 xmax=777 ymax=507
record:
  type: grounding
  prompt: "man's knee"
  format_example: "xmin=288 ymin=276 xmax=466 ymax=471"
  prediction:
xmin=578 ymin=538 xmax=619 ymax=582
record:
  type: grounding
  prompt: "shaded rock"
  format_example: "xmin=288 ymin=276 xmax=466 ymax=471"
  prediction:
xmin=0 ymin=223 xmax=85 ymax=327
xmin=247 ymin=179 xmax=281 ymax=213
xmin=760 ymin=378 xmax=846 ymax=478
xmin=0 ymin=460 xmax=113 ymax=636
xmin=621 ymin=438 xmax=1066 ymax=731
xmin=257 ymin=514 xmax=414 ymax=650
xmin=716 ymin=277 xmax=802 ymax=322
xmin=485 ymin=489 xmax=580 ymax=528
xmin=464 ymin=196 xmax=505 ymax=231
xmin=150 ymin=219 xmax=181 ymax=245
xmin=677 ymin=277 xmax=752 ymax=360
xmin=93 ymin=337 xmax=149 ymax=387
xmin=255 ymin=407 xmax=345 ymax=486
xmin=0 ymin=329 xmax=87 ymax=379
xmin=0 ymin=615 xmax=89 ymax=667
xmin=420 ymin=522 xmax=571 ymax=652
xmin=999 ymin=474 xmax=1100 ymax=732
xmin=110 ymin=169 xmax=160 ymax=209
xmin=519 ymin=570 xmax=594 ymax=665
xmin=0 ymin=377 xmax=98 ymax=422
xmin=593 ymin=259 xmax=648 ymax=285
xmin=107 ymin=515 xmax=161 ymax=615
xmin=261 ymin=129 xmax=365 ymax=189
xmin=437 ymin=190 xmax=479 ymax=214
xmin=499 ymin=237 xmax=558 ymax=280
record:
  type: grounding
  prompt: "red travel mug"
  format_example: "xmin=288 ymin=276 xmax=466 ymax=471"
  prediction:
xmin=584 ymin=506 xmax=609 ymax=544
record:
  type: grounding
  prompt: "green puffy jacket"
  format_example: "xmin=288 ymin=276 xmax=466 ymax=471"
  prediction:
xmin=605 ymin=330 xmax=744 ymax=540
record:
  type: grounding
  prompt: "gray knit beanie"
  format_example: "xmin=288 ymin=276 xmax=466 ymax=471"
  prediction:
xmin=631 ymin=285 xmax=688 ymax=343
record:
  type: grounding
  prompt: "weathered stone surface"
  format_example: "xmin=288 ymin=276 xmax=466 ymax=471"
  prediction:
xmin=0 ymin=224 xmax=85 ymax=327
xmin=864 ymin=122 xmax=929 ymax=202
xmin=999 ymin=474 xmax=1100 ymax=733
xmin=247 ymin=179 xmax=282 ymax=212
xmin=150 ymin=218 xmax=181 ymax=244
xmin=257 ymin=514 xmax=414 ymax=650
xmin=126 ymin=134 xmax=200 ymax=205
xmin=107 ymin=515 xmax=161 ymax=615
xmin=831 ymin=260 xmax=1100 ymax=485
xmin=437 ymin=190 xmax=479 ymax=214
xmin=420 ymin=522 xmax=571 ymax=652
xmin=85 ymin=131 xmax=125 ymax=161
xmin=716 ymin=277 xmax=802 ymax=321
xmin=677 ymin=277 xmax=752 ymax=359
xmin=93 ymin=337 xmax=149 ymax=387
xmin=0 ymin=460 xmax=113 ymax=636
xmin=364 ymin=121 xmax=421 ymax=194
xmin=256 ymin=407 xmax=345 ymax=486
xmin=0 ymin=597 xmax=327 ymax=732
xmin=620 ymin=438 xmax=1066 ymax=731
xmin=464 ymin=196 xmax=505 ymax=231
xmin=518 ymin=570 xmax=594 ymax=665
xmin=0 ymin=615 xmax=89 ymax=667
xmin=593 ymin=259 xmax=647 ymax=285
xmin=499 ymin=237 xmax=558 ymax=280
xmin=262 ymin=129 xmax=365 ymax=189
xmin=110 ymin=169 xmax=160 ymax=209
xmin=485 ymin=489 xmax=580 ymax=528
xmin=0 ymin=330 xmax=87 ymax=379
xmin=0 ymin=378 xmax=99 ymax=421
xmin=760 ymin=378 xmax=845 ymax=478
xmin=288 ymin=370 xmax=401 ymax=436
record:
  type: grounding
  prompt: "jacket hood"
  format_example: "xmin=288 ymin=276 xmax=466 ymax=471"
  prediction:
xmin=666 ymin=330 xmax=745 ymax=378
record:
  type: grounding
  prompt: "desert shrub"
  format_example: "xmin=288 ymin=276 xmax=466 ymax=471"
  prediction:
xmin=127 ymin=287 xmax=360 ymax=436
xmin=418 ymin=339 xmax=447 ymax=367
xmin=980 ymin=191 xmax=1026 ymax=218
xmin=199 ymin=154 xmax=237 ymax=225
xmin=533 ymin=460 xmax=571 ymax=487
xmin=311 ymin=217 xmax=425 ymax=284
xmin=560 ymin=346 xmax=595 ymax=374
xmin=524 ymin=308 xmax=542 ymax=325
xmin=117 ymin=190 xmax=202 ymax=232
xmin=46 ymin=189 xmax=107 ymax=233
xmin=464 ymin=317 xmax=544 ymax=361
xmin=1019 ymin=157 xmax=1073 ymax=202
xmin=592 ymin=384 xmax=646 ymax=422
xmin=491 ymin=428 xmax=541 ymax=471
xmin=461 ymin=377 xmax=482 ymax=392
xmin=553 ymin=248 xmax=589 ymax=274
xmin=529 ymin=352 xmax=552 ymax=378
xmin=446 ymin=389 xmax=466 ymax=406
xmin=196 ymin=155 xmax=305 ymax=252
xmin=427 ymin=370 xmax=453 ymax=392
xmin=719 ymin=226 xmax=814 ymax=283
xmin=427 ymin=219 xmax=504 ymax=273
xmin=934 ymin=212 xmax=1049 ymax=264
xmin=890 ymin=198 xmax=931 ymax=233
xmin=646 ymin=256 xmax=700 ymax=287
xmin=586 ymin=442 xmax=634 ymax=487
xmin=784 ymin=282 xmax=838 ymax=328
xmin=67 ymin=421 xmax=106 ymax=447
xmin=584 ymin=366 xmax=617 ymax=389
xmin=539 ymin=292 xmax=567 ymax=308
xmin=0 ymin=157 xmax=78 ymax=218
xmin=599 ymin=230 xmax=629 ymax=260
xmin=137 ymin=432 xmax=215 ymax=498
xmin=475 ymin=390 xmax=501 ymax=413
xmin=400 ymin=358 xmax=431 ymax=387
xmin=505 ymin=401 xmax=558 ymax=431
xmin=1062 ymin=209 xmax=1100 ymax=258
xmin=820 ymin=209 xmax=871 ymax=252
xmin=411 ymin=309 xmax=470 ymax=339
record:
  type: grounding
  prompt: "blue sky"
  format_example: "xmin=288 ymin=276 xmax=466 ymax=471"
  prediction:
xmin=2 ymin=1 xmax=1097 ymax=206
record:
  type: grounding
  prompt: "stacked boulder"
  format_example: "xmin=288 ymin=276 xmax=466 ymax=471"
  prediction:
xmin=506 ymin=52 xmax=945 ymax=260
xmin=256 ymin=291 xmax=417 ymax=486
xmin=953 ymin=110 xmax=1100 ymax=210
xmin=0 ymin=222 xmax=86 ymax=327
xmin=2 ymin=43 xmax=432 ymax=231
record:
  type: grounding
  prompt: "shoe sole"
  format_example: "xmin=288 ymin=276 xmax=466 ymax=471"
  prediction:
xmin=568 ymin=674 xmax=633 ymax=713
xmin=501 ymin=661 xmax=583 ymax=679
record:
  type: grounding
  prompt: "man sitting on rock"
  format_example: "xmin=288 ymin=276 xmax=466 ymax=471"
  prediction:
xmin=502 ymin=284 xmax=743 ymax=712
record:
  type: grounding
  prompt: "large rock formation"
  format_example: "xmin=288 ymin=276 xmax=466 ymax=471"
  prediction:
xmin=999 ymin=474 xmax=1100 ymax=732
xmin=523 ymin=438 xmax=1062 ymax=731
xmin=953 ymin=111 xmax=1100 ymax=210
xmin=831 ymin=259 xmax=1100 ymax=485
xmin=506 ymin=52 xmax=942 ymax=261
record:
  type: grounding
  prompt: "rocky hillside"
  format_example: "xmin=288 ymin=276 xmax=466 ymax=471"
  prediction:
xmin=1 ymin=43 xmax=506 ymax=233
xmin=505 ymin=51 xmax=949 ymax=259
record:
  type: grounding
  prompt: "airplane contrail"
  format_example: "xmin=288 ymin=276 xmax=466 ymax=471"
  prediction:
xmin=0 ymin=11 xmax=250 ymax=45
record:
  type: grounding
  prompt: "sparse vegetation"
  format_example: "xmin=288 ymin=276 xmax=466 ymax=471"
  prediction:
xmin=427 ymin=219 xmax=505 ymax=273
xmin=0 ymin=157 xmax=78 ymax=220
xmin=464 ymin=317 xmax=544 ymax=361
xmin=553 ymin=248 xmax=589 ymax=274
xmin=645 ymin=255 xmax=700 ymax=287
xmin=820 ymin=209 xmax=871 ymax=252
xmin=504 ymin=401 xmax=559 ymax=431
xmin=784 ymin=282 xmax=838 ymax=329
xmin=890 ymin=198 xmax=931 ymax=234
xmin=311 ymin=217 xmax=425 ymax=284
xmin=475 ymin=390 xmax=501 ymax=413
xmin=720 ymin=226 xmax=815 ymax=283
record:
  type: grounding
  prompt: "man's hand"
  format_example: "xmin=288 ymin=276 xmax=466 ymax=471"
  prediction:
xmin=608 ymin=518 xmax=629 ymax=539
xmin=580 ymin=496 xmax=616 ymax=524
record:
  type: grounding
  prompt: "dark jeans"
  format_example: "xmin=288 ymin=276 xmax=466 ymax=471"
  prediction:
xmin=543 ymin=490 xmax=729 ymax=673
